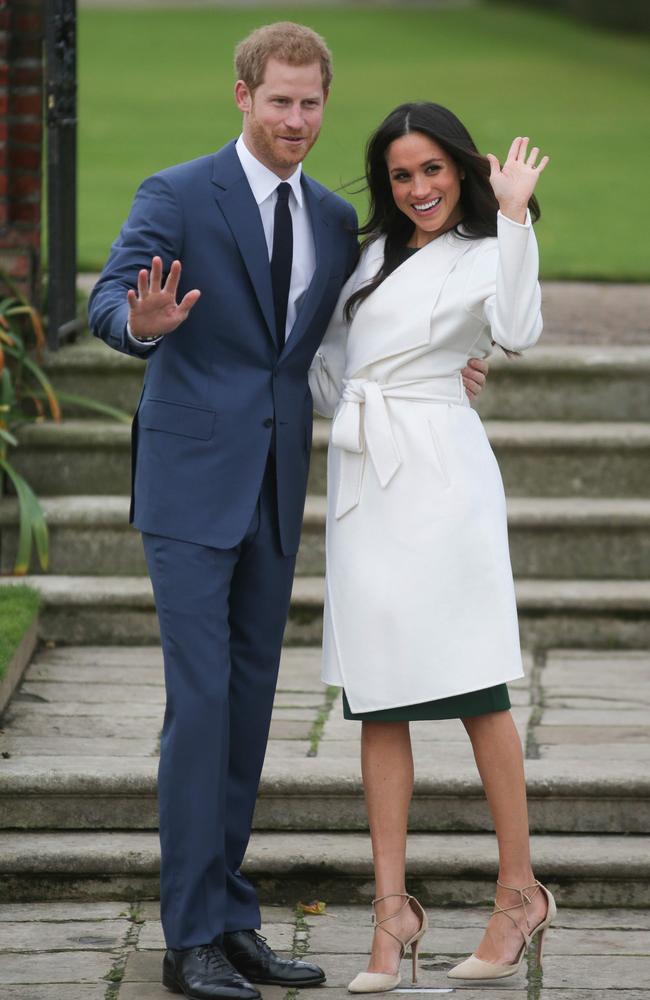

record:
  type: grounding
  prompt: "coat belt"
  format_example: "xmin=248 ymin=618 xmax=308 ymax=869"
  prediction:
xmin=331 ymin=374 xmax=466 ymax=518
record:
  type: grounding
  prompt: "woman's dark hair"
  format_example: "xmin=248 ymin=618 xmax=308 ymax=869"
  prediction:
xmin=345 ymin=102 xmax=541 ymax=320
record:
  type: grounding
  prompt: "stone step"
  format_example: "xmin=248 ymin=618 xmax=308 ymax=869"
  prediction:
xmin=0 ymin=755 xmax=648 ymax=835
xmin=0 ymin=576 xmax=649 ymax=648
xmin=11 ymin=419 xmax=650 ymax=498
xmin=0 ymin=829 xmax=648 ymax=905
xmin=44 ymin=337 xmax=650 ymax=422
xmin=2 ymin=495 xmax=649 ymax=580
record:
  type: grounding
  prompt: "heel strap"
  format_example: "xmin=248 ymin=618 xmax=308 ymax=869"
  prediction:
xmin=493 ymin=879 xmax=542 ymax=945
xmin=370 ymin=894 xmax=418 ymax=957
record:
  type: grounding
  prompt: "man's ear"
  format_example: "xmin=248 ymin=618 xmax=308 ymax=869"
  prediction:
xmin=322 ymin=87 xmax=330 ymax=108
xmin=234 ymin=79 xmax=253 ymax=113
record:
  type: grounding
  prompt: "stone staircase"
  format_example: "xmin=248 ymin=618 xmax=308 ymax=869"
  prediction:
xmin=0 ymin=287 xmax=649 ymax=906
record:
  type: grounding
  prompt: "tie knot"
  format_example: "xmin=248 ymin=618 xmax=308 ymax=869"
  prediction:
xmin=276 ymin=182 xmax=291 ymax=203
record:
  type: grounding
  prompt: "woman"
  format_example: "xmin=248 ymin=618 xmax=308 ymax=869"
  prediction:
xmin=309 ymin=103 xmax=555 ymax=990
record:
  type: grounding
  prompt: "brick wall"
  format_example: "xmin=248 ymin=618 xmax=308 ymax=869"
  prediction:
xmin=0 ymin=0 xmax=44 ymax=304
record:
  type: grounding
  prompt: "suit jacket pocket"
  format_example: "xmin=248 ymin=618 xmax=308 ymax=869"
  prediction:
xmin=138 ymin=398 xmax=216 ymax=440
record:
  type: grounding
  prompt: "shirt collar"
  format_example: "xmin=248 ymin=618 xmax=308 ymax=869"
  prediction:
xmin=236 ymin=135 xmax=303 ymax=208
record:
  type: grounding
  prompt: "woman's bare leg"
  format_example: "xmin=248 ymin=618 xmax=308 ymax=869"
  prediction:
xmin=461 ymin=709 xmax=548 ymax=963
xmin=361 ymin=720 xmax=422 ymax=973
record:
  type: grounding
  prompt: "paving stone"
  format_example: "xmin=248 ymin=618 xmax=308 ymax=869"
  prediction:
xmin=541 ymin=954 xmax=650 ymax=989
xmin=7 ymin=700 xmax=163 ymax=718
xmin=539 ymin=743 xmax=650 ymax=761
xmin=0 ymin=901 xmax=132 ymax=921
xmin=269 ymin=721 xmax=314 ymax=740
xmin=2 ymin=988 xmax=107 ymax=1000
xmin=538 ymin=993 xmax=649 ymax=1000
xmin=19 ymin=682 xmax=165 ymax=704
xmin=273 ymin=693 xmax=325 ymax=709
xmin=533 ymin=726 xmax=650 ymax=745
xmin=270 ymin=708 xmax=320 ymax=723
xmin=0 ymin=918 xmax=128 ymax=951
xmin=0 ymin=950 xmax=115 ymax=984
xmin=544 ymin=694 xmax=650 ymax=710
xmin=0 ymin=736 xmax=157 ymax=757
xmin=542 ymin=927 xmax=650 ymax=955
xmin=1 ymin=714 xmax=159 ymax=739
xmin=541 ymin=708 xmax=650 ymax=726
xmin=263 ymin=741 xmax=312 ymax=760
xmin=27 ymin=663 xmax=164 ymax=685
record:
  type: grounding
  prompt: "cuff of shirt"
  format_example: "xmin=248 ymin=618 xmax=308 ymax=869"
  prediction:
xmin=126 ymin=321 xmax=162 ymax=349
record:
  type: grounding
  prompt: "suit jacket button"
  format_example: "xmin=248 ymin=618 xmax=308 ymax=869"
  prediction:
xmin=263 ymin=418 xmax=273 ymax=428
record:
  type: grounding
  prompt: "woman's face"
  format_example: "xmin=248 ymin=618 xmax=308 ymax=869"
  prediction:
xmin=386 ymin=133 xmax=463 ymax=246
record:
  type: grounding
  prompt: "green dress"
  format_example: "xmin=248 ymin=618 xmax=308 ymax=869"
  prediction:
xmin=341 ymin=242 xmax=512 ymax=723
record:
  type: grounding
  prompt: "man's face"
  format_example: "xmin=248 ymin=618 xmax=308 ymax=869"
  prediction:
xmin=235 ymin=58 xmax=327 ymax=178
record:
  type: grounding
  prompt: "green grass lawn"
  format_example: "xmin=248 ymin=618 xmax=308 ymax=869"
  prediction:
xmin=0 ymin=586 xmax=40 ymax=681
xmin=78 ymin=3 xmax=650 ymax=279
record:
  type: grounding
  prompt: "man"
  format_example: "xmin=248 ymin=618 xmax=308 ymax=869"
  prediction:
xmin=89 ymin=22 xmax=487 ymax=1000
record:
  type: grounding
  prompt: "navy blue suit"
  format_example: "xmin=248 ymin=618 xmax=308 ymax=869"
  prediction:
xmin=89 ymin=140 xmax=358 ymax=948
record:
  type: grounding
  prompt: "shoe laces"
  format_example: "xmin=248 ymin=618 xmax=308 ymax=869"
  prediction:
xmin=196 ymin=944 xmax=232 ymax=973
xmin=244 ymin=929 xmax=274 ymax=957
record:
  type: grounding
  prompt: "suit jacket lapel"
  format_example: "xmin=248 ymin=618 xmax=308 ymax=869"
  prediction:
xmin=280 ymin=175 xmax=332 ymax=360
xmin=211 ymin=142 xmax=276 ymax=343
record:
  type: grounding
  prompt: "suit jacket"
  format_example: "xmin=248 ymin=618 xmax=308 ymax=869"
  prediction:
xmin=89 ymin=140 xmax=359 ymax=556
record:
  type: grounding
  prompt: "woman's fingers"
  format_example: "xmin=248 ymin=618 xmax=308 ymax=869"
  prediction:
xmin=517 ymin=137 xmax=529 ymax=162
xmin=527 ymin=146 xmax=540 ymax=167
xmin=536 ymin=154 xmax=550 ymax=172
xmin=506 ymin=136 xmax=522 ymax=164
xmin=486 ymin=152 xmax=500 ymax=177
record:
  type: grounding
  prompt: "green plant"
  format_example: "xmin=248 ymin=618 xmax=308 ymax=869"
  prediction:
xmin=0 ymin=278 xmax=56 ymax=574
xmin=0 ymin=273 xmax=130 ymax=575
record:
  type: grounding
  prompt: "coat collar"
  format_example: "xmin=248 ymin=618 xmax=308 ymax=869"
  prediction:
xmin=344 ymin=231 xmax=475 ymax=376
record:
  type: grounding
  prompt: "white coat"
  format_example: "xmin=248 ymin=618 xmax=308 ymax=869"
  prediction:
xmin=308 ymin=211 xmax=542 ymax=714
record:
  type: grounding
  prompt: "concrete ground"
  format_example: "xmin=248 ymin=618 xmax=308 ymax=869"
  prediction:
xmin=1 ymin=899 xmax=649 ymax=999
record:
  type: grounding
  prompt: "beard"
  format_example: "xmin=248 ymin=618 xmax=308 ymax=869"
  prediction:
xmin=247 ymin=112 xmax=319 ymax=174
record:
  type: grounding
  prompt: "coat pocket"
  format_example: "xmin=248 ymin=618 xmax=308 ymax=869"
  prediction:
xmin=138 ymin=398 xmax=216 ymax=440
xmin=427 ymin=417 xmax=451 ymax=489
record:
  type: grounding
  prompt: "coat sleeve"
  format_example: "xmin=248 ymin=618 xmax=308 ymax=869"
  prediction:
xmin=88 ymin=173 xmax=183 ymax=359
xmin=308 ymin=211 xmax=361 ymax=419
xmin=466 ymin=210 xmax=543 ymax=353
xmin=308 ymin=273 xmax=354 ymax=418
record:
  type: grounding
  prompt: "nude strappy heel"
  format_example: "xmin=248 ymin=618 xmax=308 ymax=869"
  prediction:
xmin=447 ymin=879 xmax=556 ymax=980
xmin=348 ymin=893 xmax=428 ymax=993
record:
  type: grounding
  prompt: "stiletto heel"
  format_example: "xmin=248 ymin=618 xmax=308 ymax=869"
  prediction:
xmin=348 ymin=893 xmax=428 ymax=993
xmin=447 ymin=879 xmax=556 ymax=981
xmin=411 ymin=936 xmax=421 ymax=984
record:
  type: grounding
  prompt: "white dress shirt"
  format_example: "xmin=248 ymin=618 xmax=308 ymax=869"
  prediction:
xmin=128 ymin=135 xmax=316 ymax=349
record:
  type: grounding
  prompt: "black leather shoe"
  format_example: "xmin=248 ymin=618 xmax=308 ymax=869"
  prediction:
xmin=223 ymin=929 xmax=326 ymax=986
xmin=163 ymin=943 xmax=261 ymax=1000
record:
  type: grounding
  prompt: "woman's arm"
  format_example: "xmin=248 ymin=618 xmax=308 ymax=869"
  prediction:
xmin=473 ymin=136 xmax=549 ymax=352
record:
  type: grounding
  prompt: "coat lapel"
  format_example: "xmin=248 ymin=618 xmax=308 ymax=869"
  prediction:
xmin=211 ymin=142 xmax=276 ymax=343
xmin=345 ymin=232 xmax=474 ymax=376
xmin=279 ymin=175 xmax=333 ymax=360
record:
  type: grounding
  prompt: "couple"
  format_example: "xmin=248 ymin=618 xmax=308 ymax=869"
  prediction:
xmin=89 ymin=20 xmax=554 ymax=1000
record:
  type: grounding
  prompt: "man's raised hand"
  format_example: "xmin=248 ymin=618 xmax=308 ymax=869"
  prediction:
xmin=127 ymin=257 xmax=201 ymax=340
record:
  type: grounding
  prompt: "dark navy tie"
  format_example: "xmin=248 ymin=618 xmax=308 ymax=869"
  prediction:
xmin=270 ymin=182 xmax=293 ymax=350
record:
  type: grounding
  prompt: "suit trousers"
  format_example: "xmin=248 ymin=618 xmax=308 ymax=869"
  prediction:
xmin=142 ymin=456 xmax=297 ymax=950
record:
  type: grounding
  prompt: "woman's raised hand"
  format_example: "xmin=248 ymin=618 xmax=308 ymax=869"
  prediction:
xmin=486 ymin=137 xmax=549 ymax=224
xmin=127 ymin=257 xmax=201 ymax=341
